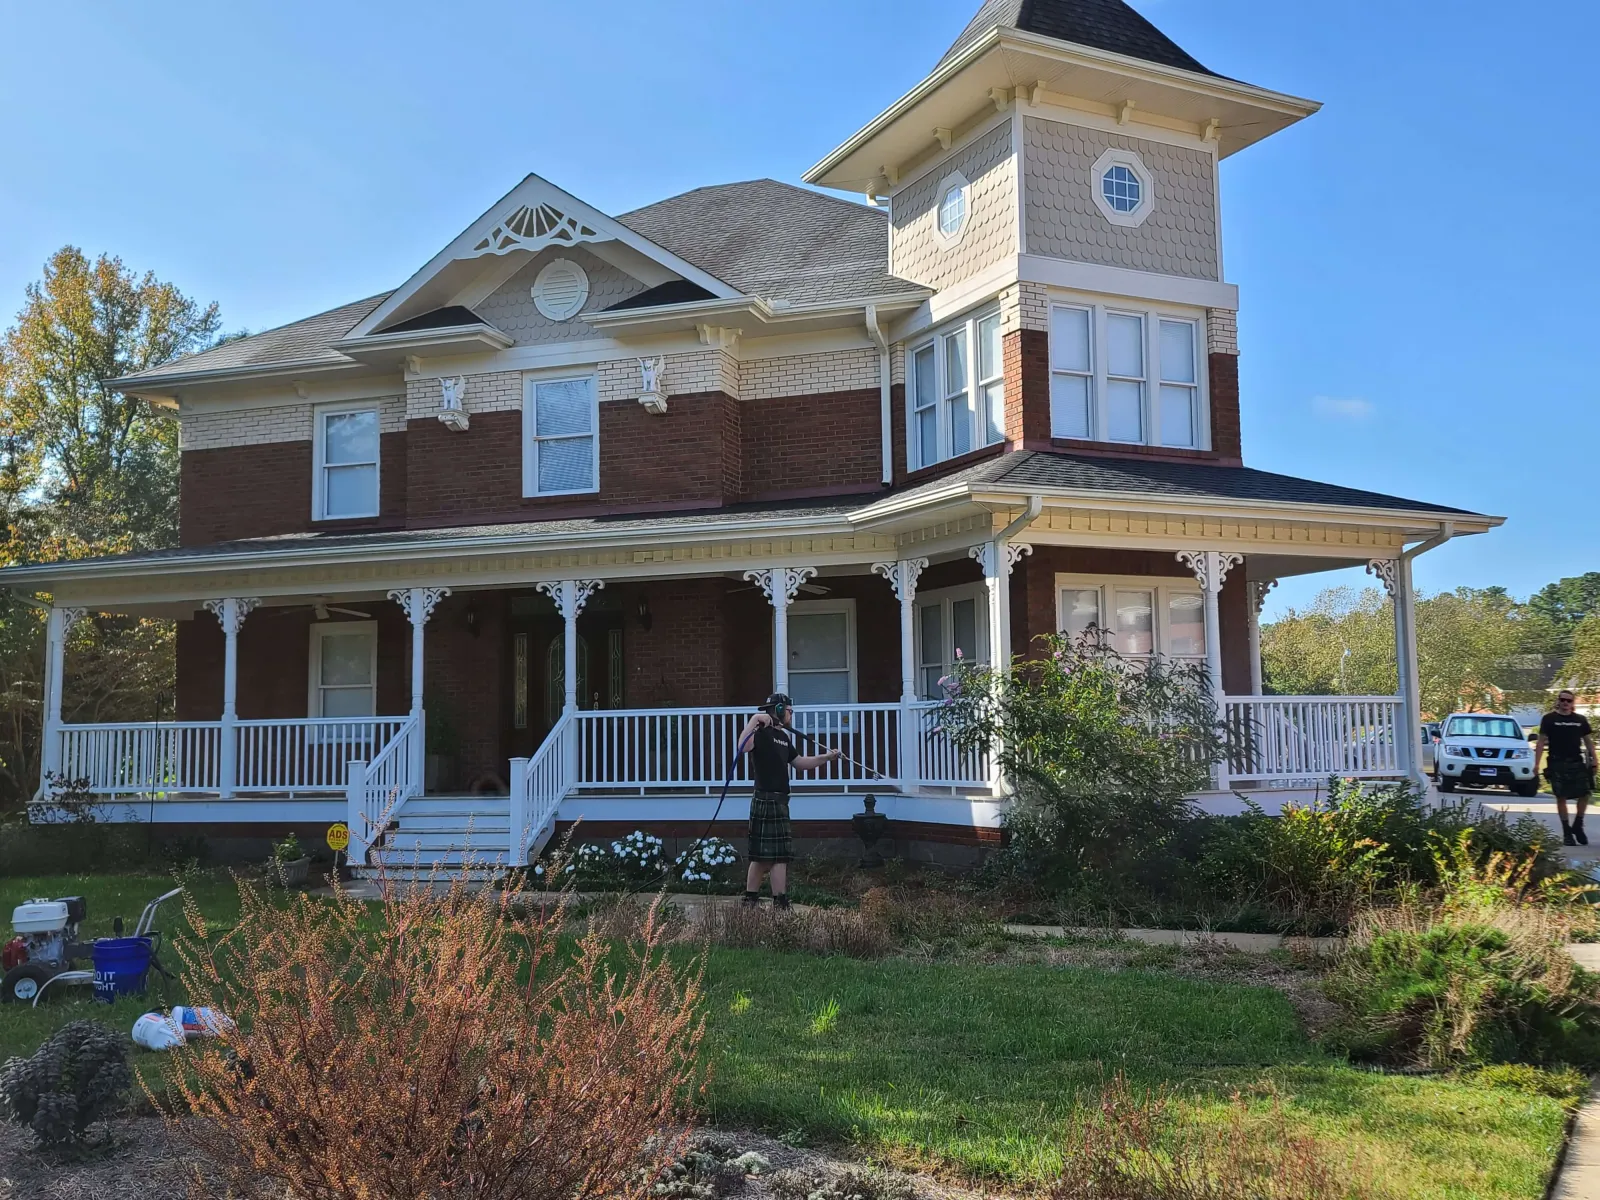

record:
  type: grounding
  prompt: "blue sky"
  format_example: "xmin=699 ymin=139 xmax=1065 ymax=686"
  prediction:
xmin=2 ymin=0 xmax=1593 ymax=620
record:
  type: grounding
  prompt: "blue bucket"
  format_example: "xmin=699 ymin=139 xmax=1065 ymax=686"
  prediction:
xmin=92 ymin=937 xmax=153 ymax=1004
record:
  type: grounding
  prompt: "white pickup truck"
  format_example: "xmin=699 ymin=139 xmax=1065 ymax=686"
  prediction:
xmin=1434 ymin=712 xmax=1538 ymax=796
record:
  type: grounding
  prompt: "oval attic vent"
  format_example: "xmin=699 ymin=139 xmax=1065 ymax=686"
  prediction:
xmin=531 ymin=258 xmax=590 ymax=322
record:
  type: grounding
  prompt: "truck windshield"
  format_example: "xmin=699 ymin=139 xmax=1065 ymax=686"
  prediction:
xmin=1445 ymin=716 xmax=1521 ymax=740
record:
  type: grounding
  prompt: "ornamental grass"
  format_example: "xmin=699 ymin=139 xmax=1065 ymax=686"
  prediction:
xmin=150 ymin=870 xmax=704 ymax=1200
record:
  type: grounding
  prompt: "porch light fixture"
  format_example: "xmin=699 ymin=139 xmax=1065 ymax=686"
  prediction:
xmin=463 ymin=603 xmax=478 ymax=637
xmin=637 ymin=595 xmax=652 ymax=632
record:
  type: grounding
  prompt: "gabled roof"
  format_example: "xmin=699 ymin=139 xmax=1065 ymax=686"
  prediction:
xmin=375 ymin=306 xmax=488 ymax=335
xmin=939 ymin=0 xmax=1216 ymax=77
xmin=604 ymin=279 xmax=716 ymax=311
xmin=620 ymin=180 xmax=927 ymax=308
xmin=118 ymin=293 xmax=393 ymax=385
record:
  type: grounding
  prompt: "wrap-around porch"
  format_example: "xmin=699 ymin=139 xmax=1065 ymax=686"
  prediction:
xmin=35 ymin=528 xmax=1425 ymax=866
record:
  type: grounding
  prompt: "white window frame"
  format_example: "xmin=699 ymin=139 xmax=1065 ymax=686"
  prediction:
xmin=1054 ymin=574 xmax=1207 ymax=664
xmin=934 ymin=171 xmax=971 ymax=246
xmin=1048 ymin=299 xmax=1209 ymax=451
xmin=1090 ymin=147 xmax=1154 ymax=228
xmin=915 ymin=583 xmax=990 ymax=700
xmin=907 ymin=308 xmax=1006 ymax=471
xmin=311 ymin=401 xmax=381 ymax=521
xmin=521 ymin=371 xmax=600 ymax=498
xmin=787 ymin=599 xmax=858 ymax=705
xmin=307 ymin=621 xmax=379 ymax=720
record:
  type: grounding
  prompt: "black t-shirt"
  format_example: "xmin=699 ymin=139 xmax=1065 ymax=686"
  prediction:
xmin=750 ymin=723 xmax=800 ymax=793
xmin=1540 ymin=711 xmax=1593 ymax=763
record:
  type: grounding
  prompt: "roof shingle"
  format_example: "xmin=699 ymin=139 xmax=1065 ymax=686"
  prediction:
xmin=938 ymin=0 xmax=1216 ymax=77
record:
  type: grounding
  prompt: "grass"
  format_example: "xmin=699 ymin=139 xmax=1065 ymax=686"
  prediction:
xmin=0 ymin=873 xmax=1580 ymax=1198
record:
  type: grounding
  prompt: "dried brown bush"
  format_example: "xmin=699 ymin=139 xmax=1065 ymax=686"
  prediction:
xmin=704 ymin=902 xmax=893 ymax=959
xmin=151 ymin=872 xmax=704 ymax=1200
xmin=1053 ymin=1075 xmax=1377 ymax=1200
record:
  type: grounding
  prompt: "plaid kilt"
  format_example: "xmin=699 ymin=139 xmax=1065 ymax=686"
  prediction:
xmin=748 ymin=789 xmax=794 ymax=863
xmin=1546 ymin=760 xmax=1595 ymax=800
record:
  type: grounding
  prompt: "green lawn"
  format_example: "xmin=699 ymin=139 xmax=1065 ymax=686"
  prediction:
xmin=0 ymin=874 xmax=1577 ymax=1199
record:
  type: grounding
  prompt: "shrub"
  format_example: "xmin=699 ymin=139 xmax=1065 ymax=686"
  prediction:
xmin=0 ymin=1020 xmax=131 ymax=1149
xmin=706 ymin=901 xmax=893 ymax=959
xmin=155 ymin=873 xmax=705 ymax=1199
xmin=548 ymin=829 xmax=668 ymax=887
xmin=1052 ymin=1075 xmax=1374 ymax=1200
xmin=673 ymin=837 xmax=740 ymax=885
xmin=938 ymin=632 xmax=1221 ymax=888
xmin=270 ymin=832 xmax=303 ymax=862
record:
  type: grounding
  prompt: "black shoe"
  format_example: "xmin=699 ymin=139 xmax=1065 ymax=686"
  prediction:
xmin=1564 ymin=829 xmax=1578 ymax=847
xmin=741 ymin=891 xmax=760 ymax=909
xmin=772 ymin=894 xmax=792 ymax=911
xmin=1578 ymin=825 xmax=1590 ymax=846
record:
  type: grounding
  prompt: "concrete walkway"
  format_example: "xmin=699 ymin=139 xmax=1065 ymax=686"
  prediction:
xmin=1003 ymin=924 xmax=1346 ymax=955
xmin=1552 ymin=1083 xmax=1600 ymax=1200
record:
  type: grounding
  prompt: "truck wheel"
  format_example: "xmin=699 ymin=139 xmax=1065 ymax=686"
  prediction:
xmin=1 ymin=963 xmax=55 ymax=1004
xmin=1439 ymin=777 xmax=1457 ymax=793
xmin=1512 ymin=781 xmax=1539 ymax=798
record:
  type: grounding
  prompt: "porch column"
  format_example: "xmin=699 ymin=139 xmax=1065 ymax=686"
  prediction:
xmin=873 ymin=557 xmax=928 ymax=791
xmin=1178 ymin=552 xmax=1243 ymax=791
xmin=390 ymin=587 xmax=451 ymax=790
xmin=970 ymin=540 xmax=1031 ymax=797
xmin=536 ymin=580 xmax=605 ymax=714
xmin=1247 ymin=580 xmax=1277 ymax=695
xmin=743 ymin=567 xmax=817 ymax=698
xmin=39 ymin=606 xmax=87 ymax=788
xmin=1368 ymin=557 xmax=1419 ymax=783
xmin=204 ymin=597 xmax=260 ymax=798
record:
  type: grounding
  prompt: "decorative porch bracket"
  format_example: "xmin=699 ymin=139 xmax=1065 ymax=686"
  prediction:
xmin=873 ymin=558 xmax=928 ymax=793
xmin=535 ymin=580 xmax=605 ymax=714
xmin=743 ymin=567 xmax=816 ymax=698
xmin=203 ymin=597 xmax=261 ymax=798
xmin=1365 ymin=558 xmax=1417 ymax=779
xmin=1177 ymin=551 xmax=1242 ymax=790
xmin=39 ymin=606 xmax=88 ymax=790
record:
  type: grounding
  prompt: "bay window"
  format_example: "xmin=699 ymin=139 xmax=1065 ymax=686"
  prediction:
xmin=1049 ymin=301 xmax=1206 ymax=450
xmin=313 ymin=404 xmax=380 ymax=520
xmin=1057 ymin=576 xmax=1206 ymax=662
xmin=908 ymin=310 xmax=1005 ymax=470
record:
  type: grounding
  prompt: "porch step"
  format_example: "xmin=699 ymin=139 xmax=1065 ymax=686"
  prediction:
xmin=401 ymin=796 xmax=509 ymax=818
xmin=397 ymin=813 xmax=510 ymax=834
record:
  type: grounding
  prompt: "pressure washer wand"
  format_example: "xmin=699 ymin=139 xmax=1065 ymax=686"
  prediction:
xmin=791 ymin=727 xmax=888 ymax=781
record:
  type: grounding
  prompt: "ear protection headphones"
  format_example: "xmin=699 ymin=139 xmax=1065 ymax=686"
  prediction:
xmin=762 ymin=692 xmax=792 ymax=722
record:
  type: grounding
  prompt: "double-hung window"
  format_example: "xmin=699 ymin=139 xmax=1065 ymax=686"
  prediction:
xmin=314 ymin=405 xmax=380 ymax=520
xmin=787 ymin=600 xmax=857 ymax=707
xmin=1057 ymin=576 xmax=1206 ymax=663
xmin=908 ymin=310 xmax=1004 ymax=471
xmin=523 ymin=374 xmax=598 ymax=497
xmin=915 ymin=584 xmax=988 ymax=699
xmin=309 ymin=622 xmax=377 ymax=718
xmin=1049 ymin=302 xmax=1205 ymax=450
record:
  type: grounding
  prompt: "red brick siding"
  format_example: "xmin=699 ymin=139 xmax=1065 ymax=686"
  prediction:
xmin=421 ymin=592 xmax=505 ymax=786
xmin=741 ymin=388 xmax=882 ymax=498
xmin=610 ymin=579 xmax=731 ymax=709
xmin=1208 ymin=352 xmax=1242 ymax=463
xmin=1004 ymin=327 xmax=1051 ymax=448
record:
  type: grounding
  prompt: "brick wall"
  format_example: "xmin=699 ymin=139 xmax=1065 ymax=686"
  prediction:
xmin=1003 ymin=327 xmax=1051 ymax=448
xmin=742 ymin=387 xmax=883 ymax=498
xmin=1208 ymin=352 xmax=1242 ymax=463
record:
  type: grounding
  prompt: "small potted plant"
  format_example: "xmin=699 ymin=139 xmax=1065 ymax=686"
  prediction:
xmin=271 ymin=833 xmax=310 ymax=887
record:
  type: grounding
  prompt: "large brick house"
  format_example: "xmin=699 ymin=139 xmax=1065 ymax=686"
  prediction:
xmin=2 ymin=0 xmax=1499 ymax=866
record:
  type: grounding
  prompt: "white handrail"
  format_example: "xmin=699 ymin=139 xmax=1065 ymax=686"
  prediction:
xmin=909 ymin=700 xmax=992 ymax=787
xmin=508 ymin=712 xmax=573 ymax=866
xmin=345 ymin=714 xmax=420 ymax=866
xmin=1224 ymin=695 xmax=1403 ymax=782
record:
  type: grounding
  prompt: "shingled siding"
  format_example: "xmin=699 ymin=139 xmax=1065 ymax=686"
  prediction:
xmin=1024 ymin=117 xmax=1219 ymax=280
xmin=892 ymin=121 xmax=1018 ymax=292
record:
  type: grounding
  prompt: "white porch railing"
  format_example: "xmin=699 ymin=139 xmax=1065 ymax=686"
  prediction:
xmin=345 ymin=714 xmax=421 ymax=866
xmin=236 ymin=717 xmax=409 ymax=793
xmin=1223 ymin=696 xmax=1404 ymax=782
xmin=910 ymin=700 xmax=993 ymax=788
xmin=508 ymin=712 xmax=574 ymax=866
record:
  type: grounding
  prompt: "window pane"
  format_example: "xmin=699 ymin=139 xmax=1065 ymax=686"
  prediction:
xmin=789 ymin=612 xmax=849 ymax=671
xmin=535 ymin=435 xmax=594 ymax=492
xmin=320 ymin=686 xmax=375 ymax=719
xmin=943 ymin=329 xmax=968 ymax=398
xmin=1114 ymin=589 xmax=1154 ymax=656
xmin=791 ymin=671 xmax=851 ymax=705
xmin=1168 ymin=593 xmax=1205 ymax=657
xmin=324 ymin=410 xmax=377 ymax=466
xmin=913 ymin=345 xmax=936 ymax=409
xmin=1159 ymin=320 xmax=1196 ymax=384
xmin=947 ymin=392 xmax=972 ymax=456
xmin=917 ymin=407 xmax=938 ymax=466
xmin=1050 ymin=306 xmax=1090 ymax=373
xmin=919 ymin=604 xmax=943 ymax=667
xmin=1107 ymin=380 xmax=1143 ymax=442
xmin=324 ymin=464 xmax=377 ymax=517
xmin=977 ymin=314 xmax=1002 ymax=381
xmin=1050 ymin=373 xmax=1090 ymax=439
xmin=938 ymin=185 xmax=966 ymax=236
xmin=1062 ymin=588 xmax=1102 ymax=639
xmin=1107 ymin=313 xmax=1144 ymax=378
xmin=1159 ymin=385 xmax=1196 ymax=447
xmin=982 ymin=381 xmax=1004 ymax=445
xmin=535 ymin=378 xmax=593 ymax=436
xmin=319 ymin=633 xmax=373 ymax=687
xmin=952 ymin=599 xmax=978 ymax=663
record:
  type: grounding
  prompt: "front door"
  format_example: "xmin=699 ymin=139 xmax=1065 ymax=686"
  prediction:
xmin=502 ymin=591 xmax=624 ymax=765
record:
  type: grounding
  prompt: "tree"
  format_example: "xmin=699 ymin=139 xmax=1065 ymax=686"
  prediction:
xmin=0 ymin=246 xmax=219 ymax=553
xmin=1528 ymin=574 xmax=1600 ymax=644
xmin=1259 ymin=587 xmax=1395 ymax=697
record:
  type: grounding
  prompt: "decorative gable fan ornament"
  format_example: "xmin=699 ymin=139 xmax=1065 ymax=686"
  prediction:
xmin=532 ymin=259 xmax=590 ymax=322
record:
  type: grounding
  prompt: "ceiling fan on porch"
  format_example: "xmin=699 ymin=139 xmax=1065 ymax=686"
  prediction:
xmin=263 ymin=597 xmax=373 ymax=621
xmin=728 ymin=580 xmax=832 ymax=598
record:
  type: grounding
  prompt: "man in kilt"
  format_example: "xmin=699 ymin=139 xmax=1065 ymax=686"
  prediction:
xmin=1533 ymin=690 xmax=1597 ymax=846
xmin=739 ymin=693 xmax=840 ymax=909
